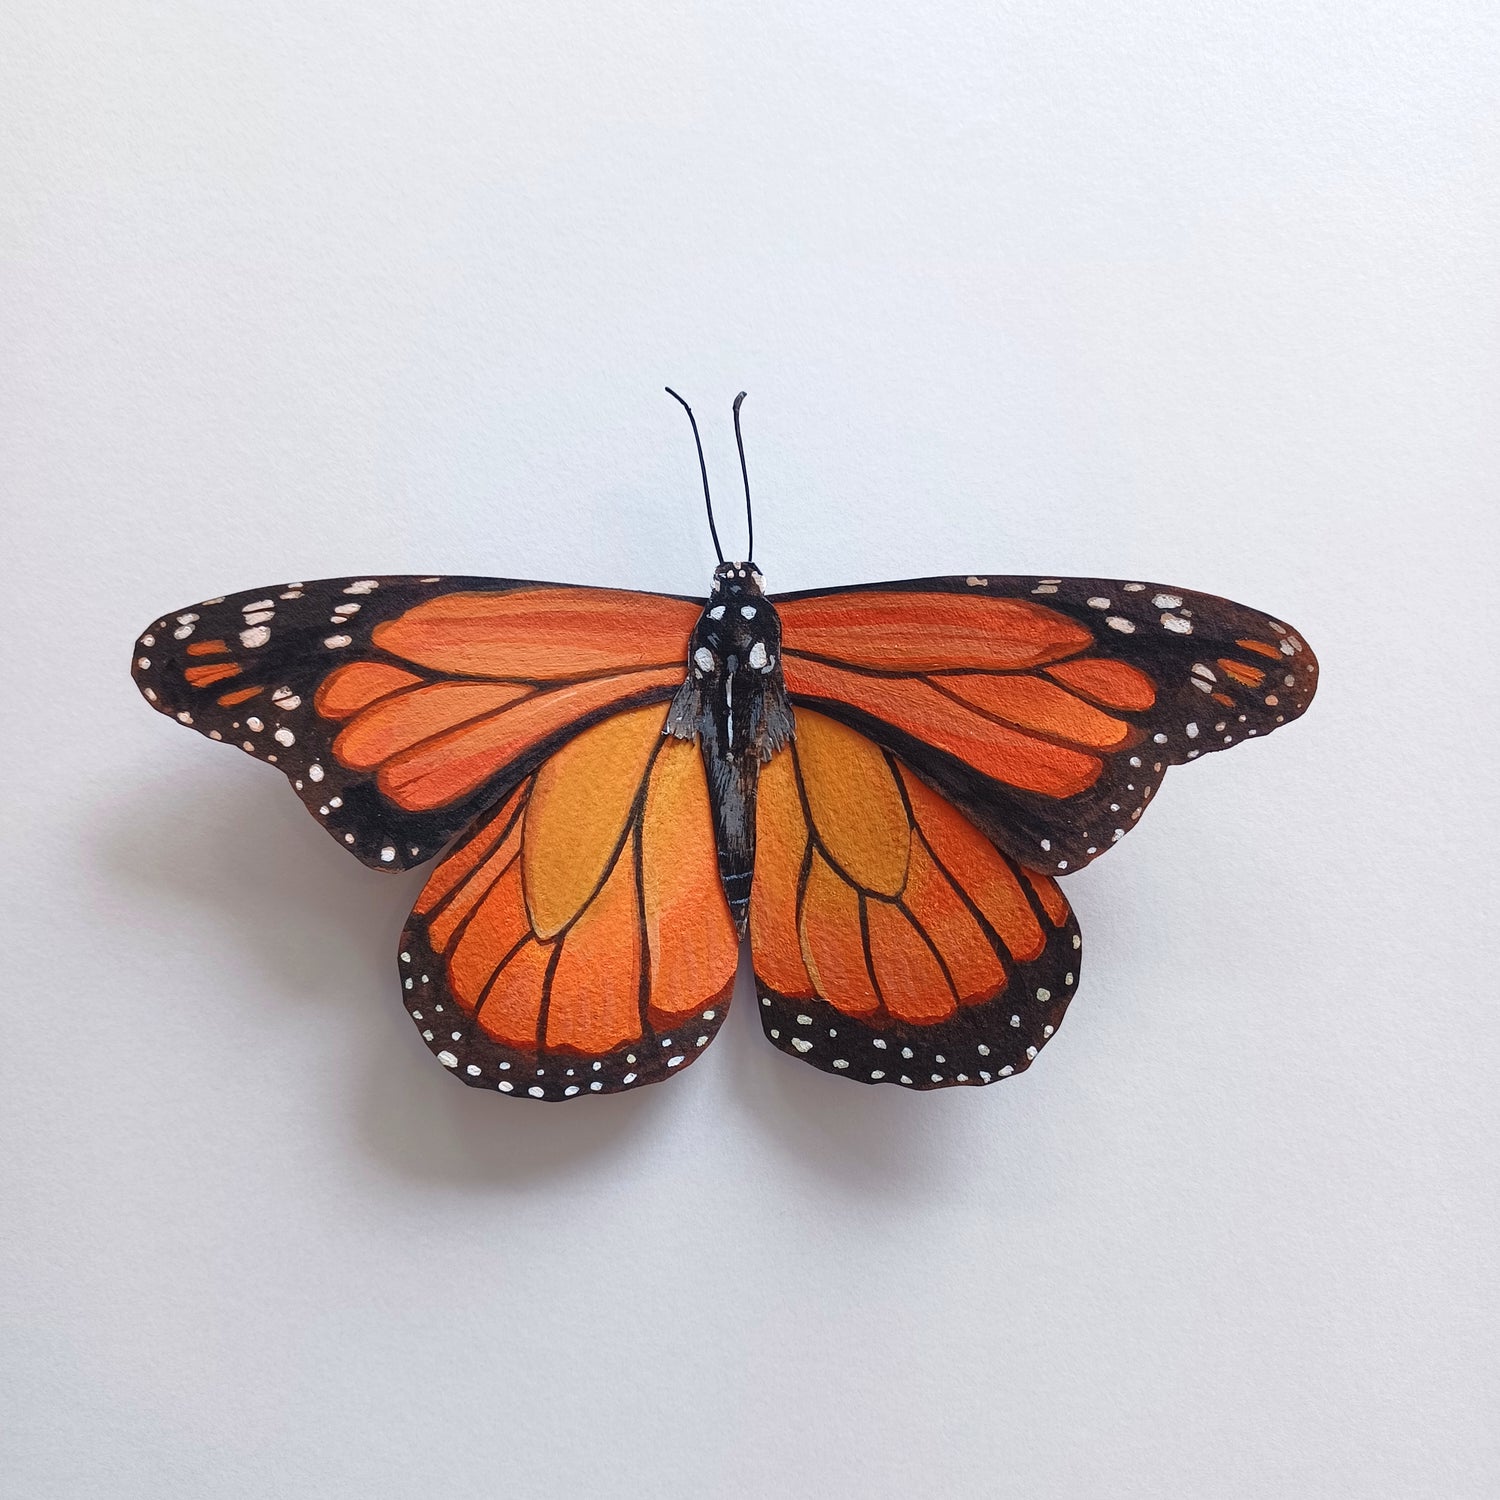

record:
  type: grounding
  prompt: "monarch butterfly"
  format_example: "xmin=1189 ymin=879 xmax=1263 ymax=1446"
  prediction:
xmin=132 ymin=391 xmax=1317 ymax=1100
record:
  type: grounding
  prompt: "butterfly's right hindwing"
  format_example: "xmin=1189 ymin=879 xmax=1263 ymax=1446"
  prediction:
xmin=750 ymin=710 xmax=1081 ymax=1089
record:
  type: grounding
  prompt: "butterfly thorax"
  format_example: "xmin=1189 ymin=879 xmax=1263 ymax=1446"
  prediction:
xmin=666 ymin=561 xmax=795 ymax=933
xmin=667 ymin=563 xmax=793 ymax=760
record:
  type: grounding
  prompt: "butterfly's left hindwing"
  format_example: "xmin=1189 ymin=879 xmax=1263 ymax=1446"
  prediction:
xmin=132 ymin=576 xmax=700 ymax=871
xmin=400 ymin=704 xmax=739 ymax=1097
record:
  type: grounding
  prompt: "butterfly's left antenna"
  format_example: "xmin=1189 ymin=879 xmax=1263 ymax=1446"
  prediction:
xmin=733 ymin=391 xmax=753 ymax=561
xmin=665 ymin=387 xmax=724 ymax=565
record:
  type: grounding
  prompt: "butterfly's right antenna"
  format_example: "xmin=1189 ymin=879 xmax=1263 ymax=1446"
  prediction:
xmin=732 ymin=391 xmax=753 ymax=561
xmin=665 ymin=387 xmax=724 ymax=565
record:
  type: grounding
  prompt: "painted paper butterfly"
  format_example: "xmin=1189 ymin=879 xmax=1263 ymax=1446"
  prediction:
xmin=132 ymin=391 xmax=1317 ymax=1099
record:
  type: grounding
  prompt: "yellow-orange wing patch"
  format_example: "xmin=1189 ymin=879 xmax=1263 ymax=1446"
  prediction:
xmin=400 ymin=704 xmax=740 ymax=1098
xmin=774 ymin=577 xmax=1317 ymax=878
xmin=749 ymin=711 xmax=1080 ymax=1090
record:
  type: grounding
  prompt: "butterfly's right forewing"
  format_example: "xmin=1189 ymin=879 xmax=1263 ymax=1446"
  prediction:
xmin=774 ymin=576 xmax=1317 ymax=877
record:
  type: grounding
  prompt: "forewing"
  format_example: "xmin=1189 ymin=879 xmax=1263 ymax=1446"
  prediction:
xmin=775 ymin=575 xmax=1317 ymax=875
xmin=132 ymin=575 xmax=700 ymax=870
xmin=750 ymin=711 xmax=1080 ymax=1089
xmin=400 ymin=704 xmax=740 ymax=1098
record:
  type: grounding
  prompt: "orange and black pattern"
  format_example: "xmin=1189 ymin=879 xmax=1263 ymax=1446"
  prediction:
xmin=133 ymin=568 xmax=1317 ymax=1098
xmin=751 ymin=711 xmax=1078 ymax=1087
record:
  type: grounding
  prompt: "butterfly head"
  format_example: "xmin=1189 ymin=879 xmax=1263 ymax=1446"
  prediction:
xmin=710 ymin=561 xmax=766 ymax=599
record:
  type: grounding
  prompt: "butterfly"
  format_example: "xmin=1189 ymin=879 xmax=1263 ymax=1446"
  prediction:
xmin=132 ymin=390 xmax=1317 ymax=1099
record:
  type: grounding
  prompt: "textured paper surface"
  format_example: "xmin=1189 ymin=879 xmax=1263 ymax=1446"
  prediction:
xmin=3 ymin=3 xmax=1497 ymax=1496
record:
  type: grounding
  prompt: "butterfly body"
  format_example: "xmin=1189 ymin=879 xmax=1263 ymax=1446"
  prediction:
xmin=666 ymin=561 xmax=795 ymax=932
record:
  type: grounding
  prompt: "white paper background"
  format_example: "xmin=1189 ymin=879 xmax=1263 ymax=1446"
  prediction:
xmin=4 ymin=4 xmax=1497 ymax=1496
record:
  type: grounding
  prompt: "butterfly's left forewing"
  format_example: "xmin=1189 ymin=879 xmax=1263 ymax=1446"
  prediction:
xmin=132 ymin=576 xmax=701 ymax=870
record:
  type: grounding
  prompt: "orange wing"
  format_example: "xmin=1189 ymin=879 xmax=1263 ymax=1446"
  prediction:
xmin=750 ymin=710 xmax=1079 ymax=1089
xmin=775 ymin=576 xmax=1318 ymax=876
xmin=399 ymin=703 xmax=740 ymax=1097
xmin=132 ymin=576 xmax=700 ymax=870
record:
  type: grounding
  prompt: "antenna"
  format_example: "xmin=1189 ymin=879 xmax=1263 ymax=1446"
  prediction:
xmin=732 ymin=391 xmax=753 ymax=561
xmin=664 ymin=387 xmax=723 ymax=564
